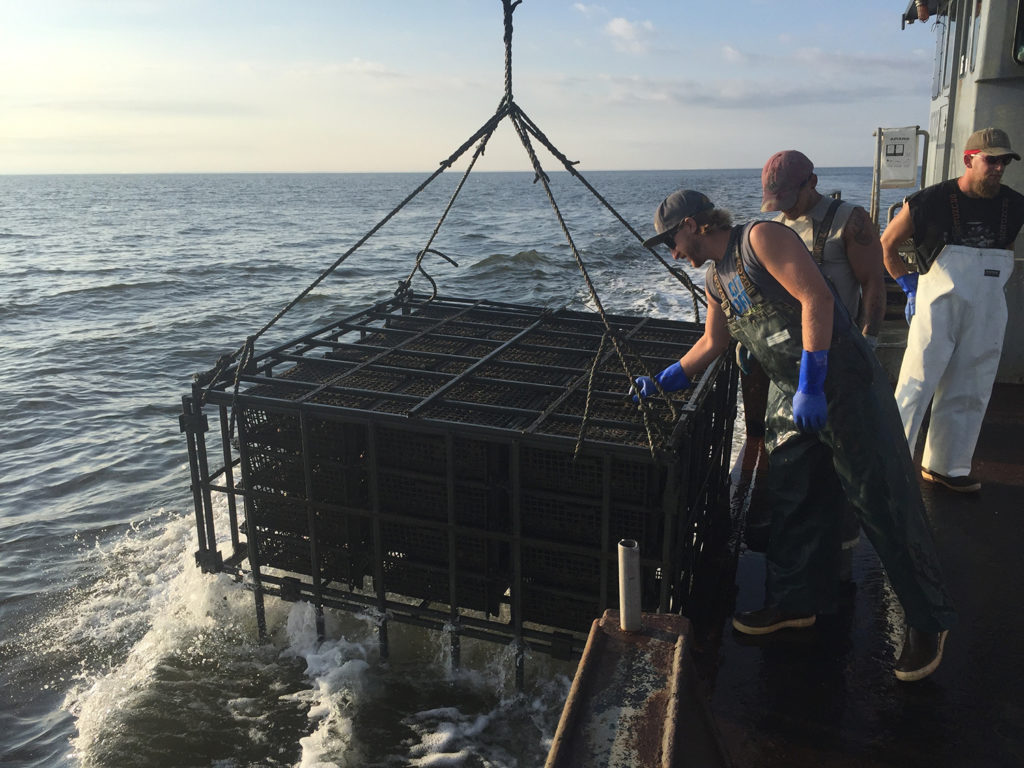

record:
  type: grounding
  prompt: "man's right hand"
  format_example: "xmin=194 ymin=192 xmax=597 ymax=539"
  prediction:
xmin=896 ymin=273 xmax=919 ymax=325
xmin=792 ymin=349 xmax=829 ymax=432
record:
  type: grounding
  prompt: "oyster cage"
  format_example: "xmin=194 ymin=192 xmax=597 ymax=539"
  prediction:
xmin=180 ymin=293 xmax=737 ymax=663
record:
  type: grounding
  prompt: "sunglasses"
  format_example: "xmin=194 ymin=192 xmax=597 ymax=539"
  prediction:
xmin=660 ymin=219 xmax=693 ymax=249
xmin=979 ymin=154 xmax=1014 ymax=167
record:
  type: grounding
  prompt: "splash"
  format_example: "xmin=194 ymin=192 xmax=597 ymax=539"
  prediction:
xmin=49 ymin=496 xmax=572 ymax=768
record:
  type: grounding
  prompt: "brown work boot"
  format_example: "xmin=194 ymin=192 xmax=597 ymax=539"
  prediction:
xmin=732 ymin=605 xmax=816 ymax=635
xmin=894 ymin=626 xmax=949 ymax=682
xmin=921 ymin=468 xmax=981 ymax=493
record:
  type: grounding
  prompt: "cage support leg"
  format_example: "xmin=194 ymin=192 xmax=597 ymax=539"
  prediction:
xmin=450 ymin=630 xmax=461 ymax=674
xmin=378 ymin=618 xmax=390 ymax=660
xmin=254 ymin=585 xmax=267 ymax=641
xmin=515 ymin=641 xmax=525 ymax=691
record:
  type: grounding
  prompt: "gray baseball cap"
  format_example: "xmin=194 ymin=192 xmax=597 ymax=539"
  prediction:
xmin=642 ymin=189 xmax=715 ymax=248
xmin=964 ymin=127 xmax=1020 ymax=160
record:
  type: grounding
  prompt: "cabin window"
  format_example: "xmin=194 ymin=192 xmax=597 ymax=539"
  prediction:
xmin=932 ymin=16 xmax=947 ymax=97
xmin=969 ymin=1 xmax=981 ymax=70
xmin=942 ymin=0 xmax=959 ymax=90
xmin=1016 ymin=0 xmax=1024 ymax=64
xmin=932 ymin=2 xmax=960 ymax=96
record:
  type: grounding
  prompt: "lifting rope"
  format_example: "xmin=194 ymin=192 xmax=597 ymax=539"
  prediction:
xmin=200 ymin=0 xmax=706 ymax=457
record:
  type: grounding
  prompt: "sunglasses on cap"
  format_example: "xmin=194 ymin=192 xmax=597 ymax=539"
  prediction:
xmin=979 ymin=154 xmax=1014 ymax=167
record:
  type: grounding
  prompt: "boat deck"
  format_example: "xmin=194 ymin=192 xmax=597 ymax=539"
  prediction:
xmin=697 ymin=382 xmax=1024 ymax=768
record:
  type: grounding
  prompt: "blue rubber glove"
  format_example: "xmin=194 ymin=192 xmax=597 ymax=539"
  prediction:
xmin=735 ymin=344 xmax=753 ymax=375
xmin=792 ymin=349 xmax=828 ymax=432
xmin=633 ymin=361 xmax=691 ymax=401
xmin=896 ymin=273 xmax=918 ymax=325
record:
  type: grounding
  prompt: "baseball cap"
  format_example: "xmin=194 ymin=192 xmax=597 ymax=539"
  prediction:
xmin=760 ymin=150 xmax=814 ymax=212
xmin=641 ymin=189 xmax=715 ymax=248
xmin=964 ymin=127 xmax=1020 ymax=160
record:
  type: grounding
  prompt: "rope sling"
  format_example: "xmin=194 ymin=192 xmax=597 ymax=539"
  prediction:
xmin=198 ymin=0 xmax=706 ymax=457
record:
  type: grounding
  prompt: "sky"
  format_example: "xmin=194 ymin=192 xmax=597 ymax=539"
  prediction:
xmin=0 ymin=1 xmax=937 ymax=174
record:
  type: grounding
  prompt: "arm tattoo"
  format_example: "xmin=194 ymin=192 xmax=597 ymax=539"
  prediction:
xmin=847 ymin=207 xmax=876 ymax=247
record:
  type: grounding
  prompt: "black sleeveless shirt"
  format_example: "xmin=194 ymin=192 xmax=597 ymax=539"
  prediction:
xmin=907 ymin=179 xmax=1024 ymax=270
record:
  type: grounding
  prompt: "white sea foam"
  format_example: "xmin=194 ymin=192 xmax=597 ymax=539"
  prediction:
xmin=404 ymin=707 xmax=492 ymax=766
xmin=61 ymin=504 xmax=260 ymax=764
xmin=285 ymin=603 xmax=376 ymax=768
xmin=47 ymin=487 xmax=569 ymax=768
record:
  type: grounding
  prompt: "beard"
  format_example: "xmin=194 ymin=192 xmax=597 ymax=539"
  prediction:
xmin=683 ymin=238 xmax=707 ymax=268
xmin=973 ymin=173 xmax=1002 ymax=198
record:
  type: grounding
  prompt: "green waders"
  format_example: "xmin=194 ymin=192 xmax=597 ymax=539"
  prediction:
xmin=718 ymin=282 xmax=956 ymax=633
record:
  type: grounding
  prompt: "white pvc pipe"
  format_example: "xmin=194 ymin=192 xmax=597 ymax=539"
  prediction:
xmin=618 ymin=539 xmax=641 ymax=632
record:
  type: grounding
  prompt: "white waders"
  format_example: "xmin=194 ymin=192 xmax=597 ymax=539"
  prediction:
xmin=896 ymin=244 xmax=1014 ymax=476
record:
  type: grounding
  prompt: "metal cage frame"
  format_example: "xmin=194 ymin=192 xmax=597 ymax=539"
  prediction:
xmin=181 ymin=293 xmax=737 ymax=677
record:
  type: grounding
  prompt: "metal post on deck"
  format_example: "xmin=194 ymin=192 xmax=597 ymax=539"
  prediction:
xmin=617 ymin=539 xmax=641 ymax=633
xmin=870 ymin=125 xmax=884 ymax=225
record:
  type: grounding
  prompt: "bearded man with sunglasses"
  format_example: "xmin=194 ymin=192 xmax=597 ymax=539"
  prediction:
xmin=882 ymin=127 xmax=1024 ymax=493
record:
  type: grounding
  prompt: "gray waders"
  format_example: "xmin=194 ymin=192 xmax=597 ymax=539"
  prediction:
xmin=713 ymin=240 xmax=956 ymax=633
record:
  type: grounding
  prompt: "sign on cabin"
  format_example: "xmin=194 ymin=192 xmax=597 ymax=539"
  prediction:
xmin=880 ymin=126 xmax=920 ymax=188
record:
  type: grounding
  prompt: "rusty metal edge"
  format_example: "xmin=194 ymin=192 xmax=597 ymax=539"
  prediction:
xmin=543 ymin=617 xmax=605 ymax=767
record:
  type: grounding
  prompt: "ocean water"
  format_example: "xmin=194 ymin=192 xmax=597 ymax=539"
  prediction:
xmin=0 ymin=168 xmax=907 ymax=767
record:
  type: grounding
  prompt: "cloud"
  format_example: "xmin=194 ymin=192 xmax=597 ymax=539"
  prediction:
xmin=789 ymin=46 xmax=927 ymax=71
xmin=717 ymin=45 xmax=929 ymax=74
xmin=340 ymin=57 xmax=402 ymax=78
xmin=722 ymin=45 xmax=746 ymax=64
xmin=597 ymin=73 xmax=919 ymax=112
xmin=572 ymin=3 xmax=604 ymax=16
xmin=273 ymin=58 xmax=403 ymax=80
xmin=605 ymin=18 xmax=655 ymax=55
xmin=25 ymin=99 xmax=261 ymax=117
xmin=679 ymin=81 xmax=883 ymax=109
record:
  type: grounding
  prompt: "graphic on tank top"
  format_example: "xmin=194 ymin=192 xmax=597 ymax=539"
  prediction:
xmin=723 ymin=274 xmax=755 ymax=314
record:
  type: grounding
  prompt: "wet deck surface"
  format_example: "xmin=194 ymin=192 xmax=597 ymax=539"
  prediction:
xmin=696 ymin=383 xmax=1024 ymax=768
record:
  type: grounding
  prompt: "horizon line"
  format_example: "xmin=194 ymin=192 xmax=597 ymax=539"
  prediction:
xmin=0 ymin=166 xmax=875 ymax=177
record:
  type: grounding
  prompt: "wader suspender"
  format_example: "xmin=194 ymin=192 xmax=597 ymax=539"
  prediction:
xmin=949 ymin=192 xmax=1009 ymax=244
xmin=711 ymin=225 xmax=762 ymax=319
xmin=811 ymin=198 xmax=843 ymax=264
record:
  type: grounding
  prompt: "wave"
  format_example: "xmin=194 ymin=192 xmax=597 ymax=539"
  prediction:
xmin=34 ymin=500 xmax=572 ymax=768
xmin=468 ymin=250 xmax=557 ymax=269
xmin=48 ymin=279 xmax=188 ymax=301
